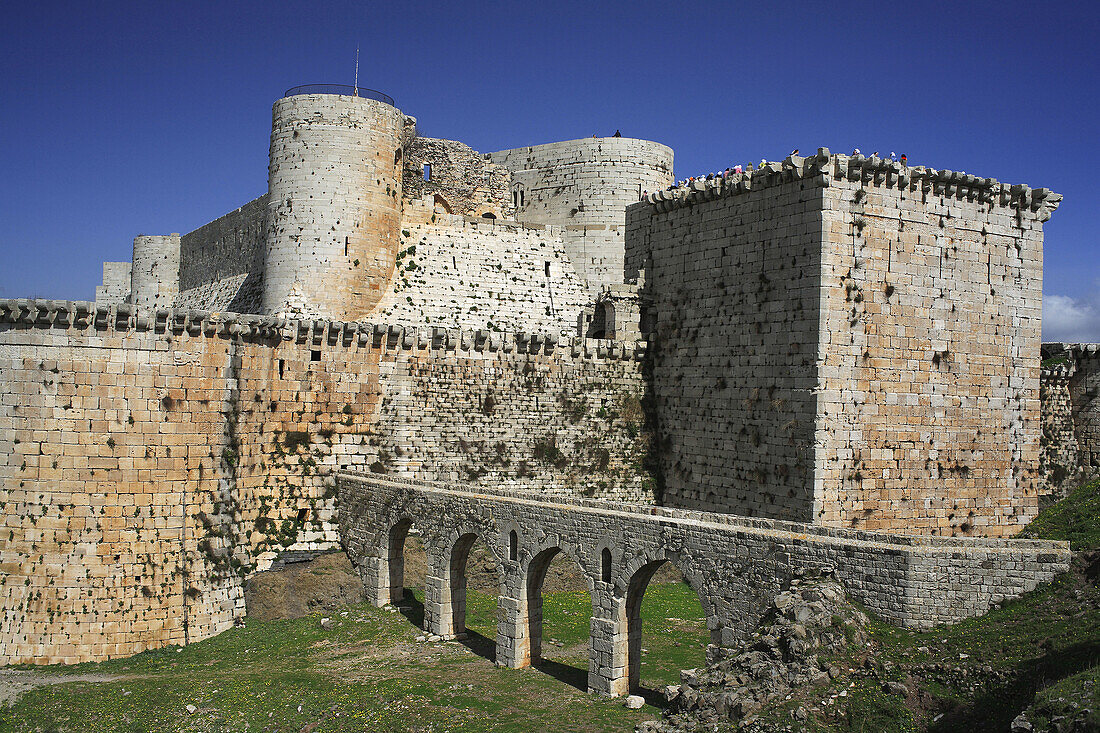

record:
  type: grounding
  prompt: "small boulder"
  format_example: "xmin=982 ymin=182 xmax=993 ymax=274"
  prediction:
xmin=624 ymin=695 xmax=645 ymax=709
xmin=319 ymin=617 xmax=335 ymax=630
xmin=883 ymin=680 xmax=910 ymax=697
xmin=185 ymin=705 xmax=197 ymax=714
xmin=1010 ymin=712 xmax=1033 ymax=732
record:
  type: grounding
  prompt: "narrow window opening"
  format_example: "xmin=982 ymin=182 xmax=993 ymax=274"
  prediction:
xmin=278 ymin=359 xmax=284 ymax=378
xmin=544 ymin=261 xmax=551 ymax=277
xmin=601 ymin=548 xmax=612 ymax=584
xmin=296 ymin=508 xmax=309 ymax=523
xmin=520 ymin=190 xmax=525 ymax=207
xmin=513 ymin=191 xmax=518 ymax=207
xmin=344 ymin=236 xmax=349 ymax=256
xmin=310 ymin=349 xmax=321 ymax=362
xmin=423 ymin=163 xmax=431 ymax=181
xmin=509 ymin=530 xmax=518 ymax=561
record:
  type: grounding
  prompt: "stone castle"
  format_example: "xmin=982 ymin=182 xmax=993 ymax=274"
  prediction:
xmin=1 ymin=85 xmax=1096 ymax=690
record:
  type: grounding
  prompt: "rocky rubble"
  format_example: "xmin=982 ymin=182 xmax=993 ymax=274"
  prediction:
xmin=1012 ymin=672 xmax=1099 ymax=733
xmin=645 ymin=567 xmax=868 ymax=732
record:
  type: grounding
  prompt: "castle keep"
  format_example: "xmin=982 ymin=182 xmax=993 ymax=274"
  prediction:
xmin=1 ymin=86 xmax=1092 ymax=683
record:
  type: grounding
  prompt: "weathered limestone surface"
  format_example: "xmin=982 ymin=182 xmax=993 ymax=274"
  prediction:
xmin=627 ymin=151 xmax=1062 ymax=537
xmin=175 ymin=195 xmax=267 ymax=314
xmin=492 ymin=138 xmax=674 ymax=293
xmin=130 ymin=234 xmax=180 ymax=309
xmin=94 ymin=262 xmax=131 ymax=305
xmin=1041 ymin=343 xmax=1100 ymax=494
xmin=401 ymin=133 xmax=515 ymax=219
xmin=264 ymin=94 xmax=406 ymax=320
xmin=0 ymin=300 xmax=651 ymax=665
xmin=373 ymin=207 xmax=591 ymax=336
xmin=338 ymin=473 xmax=1070 ymax=696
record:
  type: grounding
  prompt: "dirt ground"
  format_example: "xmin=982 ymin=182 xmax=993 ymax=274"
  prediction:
xmin=0 ymin=670 xmax=120 ymax=708
xmin=246 ymin=539 xmax=684 ymax=620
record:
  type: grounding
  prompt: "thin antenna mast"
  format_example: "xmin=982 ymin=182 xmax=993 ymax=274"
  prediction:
xmin=354 ymin=46 xmax=359 ymax=96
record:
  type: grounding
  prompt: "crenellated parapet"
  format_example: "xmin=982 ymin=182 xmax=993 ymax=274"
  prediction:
xmin=638 ymin=148 xmax=1063 ymax=223
xmin=0 ymin=299 xmax=649 ymax=361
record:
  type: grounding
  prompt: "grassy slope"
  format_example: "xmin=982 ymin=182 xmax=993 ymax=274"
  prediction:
xmin=751 ymin=478 xmax=1100 ymax=732
xmin=0 ymin=582 xmax=709 ymax=733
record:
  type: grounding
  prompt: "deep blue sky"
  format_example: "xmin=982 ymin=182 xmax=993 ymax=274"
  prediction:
xmin=2 ymin=1 xmax=1097 ymax=339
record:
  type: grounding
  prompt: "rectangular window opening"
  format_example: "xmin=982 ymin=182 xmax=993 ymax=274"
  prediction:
xmin=278 ymin=359 xmax=285 ymax=378
xmin=296 ymin=508 xmax=309 ymax=523
xmin=423 ymin=163 xmax=431 ymax=181
xmin=310 ymin=349 xmax=321 ymax=362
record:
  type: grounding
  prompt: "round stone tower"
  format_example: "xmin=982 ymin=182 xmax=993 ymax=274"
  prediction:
xmin=490 ymin=137 xmax=674 ymax=293
xmin=130 ymin=234 xmax=181 ymax=308
xmin=263 ymin=89 xmax=405 ymax=319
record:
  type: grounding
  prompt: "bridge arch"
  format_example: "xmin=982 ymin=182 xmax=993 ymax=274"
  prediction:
xmin=514 ymin=539 xmax=593 ymax=668
xmin=435 ymin=524 xmax=505 ymax=642
xmin=621 ymin=550 xmax=719 ymax=693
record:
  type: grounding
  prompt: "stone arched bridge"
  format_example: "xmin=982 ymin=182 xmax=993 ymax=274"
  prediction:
xmin=338 ymin=473 xmax=1069 ymax=696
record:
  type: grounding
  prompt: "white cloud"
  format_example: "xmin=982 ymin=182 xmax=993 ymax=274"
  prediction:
xmin=1043 ymin=291 xmax=1100 ymax=343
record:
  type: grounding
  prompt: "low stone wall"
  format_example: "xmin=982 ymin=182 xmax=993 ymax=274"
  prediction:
xmin=338 ymin=473 xmax=1071 ymax=696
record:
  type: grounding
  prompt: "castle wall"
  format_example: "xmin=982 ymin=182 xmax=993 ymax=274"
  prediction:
xmin=0 ymin=300 xmax=651 ymax=664
xmin=94 ymin=262 xmax=131 ymax=304
xmin=627 ymin=152 xmax=1061 ymax=536
xmin=175 ymin=195 xmax=267 ymax=314
xmin=813 ymin=159 xmax=1048 ymax=537
xmin=264 ymin=94 xmax=406 ymax=320
xmin=1067 ymin=347 xmax=1100 ymax=474
xmin=130 ymin=235 xmax=180 ymax=309
xmin=624 ymin=177 xmax=825 ymax=521
xmin=401 ymin=136 xmax=514 ymax=219
xmin=1040 ymin=344 xmax=1100 ymax=493
xmin=1039 ymin=360 xmax=1079 ymax=498
xmin=491 ymin=138 xmax=673 ymax=292
xmin=373 ymin=206 xmax=591 ymax=336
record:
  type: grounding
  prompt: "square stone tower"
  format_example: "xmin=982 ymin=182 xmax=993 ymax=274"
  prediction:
xmin=626 ymin=151 xmax=1061 ymax=537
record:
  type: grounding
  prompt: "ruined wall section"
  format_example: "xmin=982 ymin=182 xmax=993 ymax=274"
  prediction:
xmin=1065 ymin=345 xmax=1100 ymax=475
xmin=264 ymin=94 xmax=405 ymax=320
xmin=815 ymin=154 xmax=1057 ymax=537
xmin=1039 ymin=357 xmax=1080 ymax=500
xmin=625 ymin=176 xmax=825 ymax=521
xmin=374 ymin=207 xmax=590 ymax=336
xmin=491 ymin=138 xmax=673 ymax=293
xmin=0 ymin=300 xmax=652 ymax=665
xmin=175 ymin=195 xmax=267 ymax=314
xmin=94 ymin=262 xmax=131 ymax=304
xmin=1041 ymin=343 xmax=1100 ymax=494
xmin=401 ymin=136 xmax=514 ymax=219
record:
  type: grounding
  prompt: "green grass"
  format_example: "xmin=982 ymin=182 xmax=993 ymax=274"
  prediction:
xmin=1021 ymin=476 xmax=1100 ymax=550
xmin=747 ymin=478 xmax=1100 ymax=732
xmin=0 ymin=583 xmax=708 ymax=732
